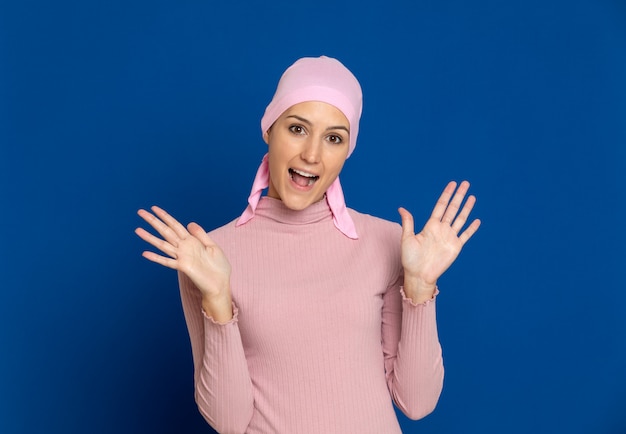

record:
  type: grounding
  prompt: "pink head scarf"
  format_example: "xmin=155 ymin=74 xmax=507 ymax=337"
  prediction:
xmin=236 ymin=56 xmax=363 ymax=239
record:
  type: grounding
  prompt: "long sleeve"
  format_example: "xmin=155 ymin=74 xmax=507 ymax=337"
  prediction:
xmin=178 ymin=272 xmax=254 ymax=434
xmin=382 ymin=276 xmax=445 ymax=420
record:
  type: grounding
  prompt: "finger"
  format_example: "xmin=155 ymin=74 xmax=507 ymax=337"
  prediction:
xmin=137 ymin=208 xmax=176 ymax=242
xmin=150 ymin=206 xmax=190 ymax=240
xmin=440 ymin=180 xmax=470 ymax=224
xmin=135 ymin=227 xmax=178 ymax=258
xmin=398 ymin=207 xmax=415 ymax=239
xmin=141 ymin=250 xmax=179 ymax=270
xmin=430 ymin=181 xmax=457 ymax=221
xmin=459 ymin=218 xmax=481 ymax=245
xmin=188 ymin=222 xmax=218 ymax=248
xmin=451 ymin=194 xmax=476 ymax=233
xmin=137 ymin=208 xmax=185 ymax=246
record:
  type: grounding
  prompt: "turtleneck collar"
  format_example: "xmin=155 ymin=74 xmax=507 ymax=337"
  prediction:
xmin=250 ymin=196 xmax=333 ymax=226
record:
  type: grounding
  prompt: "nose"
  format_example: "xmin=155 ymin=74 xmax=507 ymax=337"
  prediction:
xmin=300 ymin=138 xmax=322 ymax=164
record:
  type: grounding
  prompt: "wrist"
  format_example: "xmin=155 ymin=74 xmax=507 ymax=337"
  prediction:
xmin=201 ymin=291 xmax=233 ymax=324
xmin=403 ymin=274 xmax=437 ymax=304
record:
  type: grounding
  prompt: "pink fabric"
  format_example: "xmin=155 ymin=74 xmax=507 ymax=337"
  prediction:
xmin=237 ymin=153 xmax=270 ymax=226
xmin=179 ymin=198 xmax=444 ymax=433
xmin=237 ymin=56 xmax=362 ymax=239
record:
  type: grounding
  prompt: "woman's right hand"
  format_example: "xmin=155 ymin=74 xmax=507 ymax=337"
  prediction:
xmin=135 ymin=206 xmax=233 ymax=322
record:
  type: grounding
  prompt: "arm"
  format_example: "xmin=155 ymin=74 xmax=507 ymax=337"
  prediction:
xmin=386 ymin=181 xmax=480 ymax=418
xmin=382 ymin=276 xmax=444 ymax=420
xmin=136 ymin=206 xmax=254 ymax=432
xmin=179 ymin=272 xmax=254 ymax=433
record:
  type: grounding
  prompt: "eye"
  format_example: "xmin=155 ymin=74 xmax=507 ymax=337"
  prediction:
xmin=326 ymin=134 xmax=343 ymax=145
xmin=289 ymin=124 xmax=306 ymax=135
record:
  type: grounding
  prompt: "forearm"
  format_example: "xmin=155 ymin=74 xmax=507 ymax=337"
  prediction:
xmin=179 ymin=273 xmax=254 ymax=432
xmin=195 ymin=310 xmax=254 ymax=433
xmin=391 ymin=294 xmax=444 ymax=419
xmin=383 ymin=280 xmax=444 ymax=420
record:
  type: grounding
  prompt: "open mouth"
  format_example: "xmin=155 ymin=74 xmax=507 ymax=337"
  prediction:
xmin=289 ymin=168 xmax=319 ymax=187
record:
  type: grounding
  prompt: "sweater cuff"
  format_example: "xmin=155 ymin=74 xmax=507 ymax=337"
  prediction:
xmin=400 ymin=286 xmax=439 ymax=307
xmin=202 ymin=302 xmax=240 ymax=326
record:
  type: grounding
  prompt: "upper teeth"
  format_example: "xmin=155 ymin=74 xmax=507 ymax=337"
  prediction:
xmin=292 ymin=169 xmax=317 ymax=178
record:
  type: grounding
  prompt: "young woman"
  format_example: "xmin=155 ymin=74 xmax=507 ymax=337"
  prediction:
xmin=136 ymin=56 xmax=480 ymax=433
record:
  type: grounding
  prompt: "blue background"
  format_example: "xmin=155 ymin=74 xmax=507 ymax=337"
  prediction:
xmin=1 ymin=0 xmax=625 ymax=433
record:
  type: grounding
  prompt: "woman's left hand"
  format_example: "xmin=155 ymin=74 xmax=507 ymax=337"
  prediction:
xmin=398 ymin=181 xmax=481 ymax=300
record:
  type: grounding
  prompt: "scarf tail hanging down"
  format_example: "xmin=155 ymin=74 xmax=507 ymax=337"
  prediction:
xmin=236 ymin=154 xmax=358 ymax=240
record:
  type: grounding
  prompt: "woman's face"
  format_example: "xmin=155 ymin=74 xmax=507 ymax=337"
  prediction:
xmin=264 ymin=101 xmax=350 ymax=211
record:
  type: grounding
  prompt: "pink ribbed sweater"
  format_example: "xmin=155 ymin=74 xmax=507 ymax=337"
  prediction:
xmin=178 ymin=197 xmax=444 ymax=433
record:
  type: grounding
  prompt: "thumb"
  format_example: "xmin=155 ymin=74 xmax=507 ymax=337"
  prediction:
xmin=187 ymin=222 xmax=216 ymax=247
xmin=398 ymin=207 xmax=415 ymax=239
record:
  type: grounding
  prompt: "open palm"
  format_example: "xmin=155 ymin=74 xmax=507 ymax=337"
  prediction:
xmin=135 ymin=206 xmax=231 ymax=299
xmin=399 ymin=181 xmax=481 ymax=288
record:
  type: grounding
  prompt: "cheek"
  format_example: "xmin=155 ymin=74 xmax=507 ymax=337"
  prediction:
xmin=266 ymin=144 xmax=284 ymax=170
xmin=267 ymin=147 xmax=291 ymax=184
xmin=267 ymin=156 xmax=283 ymax=183
xmin=328 ymin=150 xmax=349 ymax=173
xmin=267 ymin=136 xmax=293 ymax=160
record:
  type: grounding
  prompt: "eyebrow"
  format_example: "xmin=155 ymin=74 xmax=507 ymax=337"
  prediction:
xmin=286 ymin=115 xmax=350 ymax=134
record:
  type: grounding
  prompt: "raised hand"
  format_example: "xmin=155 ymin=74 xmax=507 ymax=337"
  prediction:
xmin=135 ymin=206 xmax=233 ymax=321
xmin=398 ymin=181 xmax=481 ymax=302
